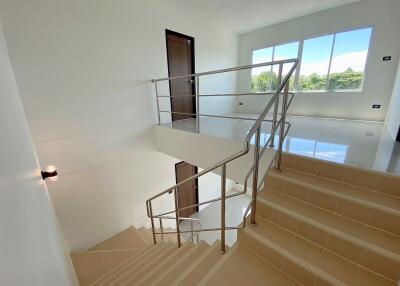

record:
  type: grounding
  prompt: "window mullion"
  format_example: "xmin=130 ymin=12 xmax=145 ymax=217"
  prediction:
xmin=326 ymin=33 xmax=336 ymax=90
xmin=294 ymin=40 xmax=304 ymax=91
xmin=270 ymin=46 xmax=275 ymax=91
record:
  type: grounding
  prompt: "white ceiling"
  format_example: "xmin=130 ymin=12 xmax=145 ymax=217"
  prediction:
xmin=186 ymin=0 xmax=365 ymax=34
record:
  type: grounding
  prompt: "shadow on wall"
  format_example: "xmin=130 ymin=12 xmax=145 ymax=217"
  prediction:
xmin=45 ymin=128 xmax=180 ymax=251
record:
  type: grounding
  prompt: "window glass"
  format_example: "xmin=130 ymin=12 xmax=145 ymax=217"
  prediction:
xmin=299 ymin=35 xmax=334 ymax=91
xmin=272 ymin=41 xmax=299 ymax=90
xmin=328 ymin=28 xmax=372 ymax=90
xmin=251 ymin=47 xmax=273 ymax=92
xmin=250 ymin=27 xmax=372 ymax=92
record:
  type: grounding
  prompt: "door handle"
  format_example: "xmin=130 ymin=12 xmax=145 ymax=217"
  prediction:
xmin=187 ymin=79 xmax=194 ymax=84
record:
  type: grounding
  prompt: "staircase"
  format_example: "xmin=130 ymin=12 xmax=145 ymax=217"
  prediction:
xmin=71 ymin=153 xmax=400 ymax=286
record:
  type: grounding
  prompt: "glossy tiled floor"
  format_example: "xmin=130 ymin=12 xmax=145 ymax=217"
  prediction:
xmin=162 ymin=113 xmax=400 ymax=175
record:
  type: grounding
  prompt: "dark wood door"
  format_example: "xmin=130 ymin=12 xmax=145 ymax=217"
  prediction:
xmin=175 ymin=162 xmax=198 ymax=218
xmin=166 ymin=30 xmax=196 ymax=121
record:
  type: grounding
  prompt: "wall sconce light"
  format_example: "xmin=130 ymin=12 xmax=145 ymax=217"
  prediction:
xmin=41 ymin=165 xmax=58 ymax=182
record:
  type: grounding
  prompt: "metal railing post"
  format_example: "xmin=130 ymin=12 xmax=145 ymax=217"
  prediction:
xmin=149 ymin=202 xmax=157 ymax=245
xmin=269 ymin=63 xmax=283 ymax=148
xmin=275 ymin=82 xmax=289 ymax=171
xmin=155 ymin=82 xmax=161 ymax=125
xmin=220 ymin=163 xmax=226 ymax=253
xmin=196 ymin=76 xmax=200 ymax=133
xmin=250 ymin=126 xmax=261 ymax=226
xmin=159 ymin=218 xmax=164 ymax=241
xmin=174 ymin=188 xmax=182 ymax=247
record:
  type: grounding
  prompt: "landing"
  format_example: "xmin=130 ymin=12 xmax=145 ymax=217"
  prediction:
xmin=160 ymin=113 xmax=400 ymax=175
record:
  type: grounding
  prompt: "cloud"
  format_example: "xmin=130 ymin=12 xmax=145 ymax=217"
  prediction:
xmin=251 ymin=50 xmax=368 ymax=76
xmin=300 ymin=50 xmax=368 ymax=76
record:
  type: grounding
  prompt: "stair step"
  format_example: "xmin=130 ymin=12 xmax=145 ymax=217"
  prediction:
xmin=137 ymin=227 xmax=154 ymax=245
xmin=116 ymin=243 xmax=188 ymax=286
xmin=267 ymin=168 xmax=400 ymax=236
xmin=71 ymin=249 xmax=141 ymax=286
xmin=173 ymin=241 xmax=224 ymax=286
xmin=239 ymin=216 xmax=395 ymax=286
xmin=257 ymin=190 xmax=400 ymax=282
xmin=90 ymin=242 xmax=169 ymax=286
xmin=269 ymin=168 xmax=400 ymax=221
xmin=106 ymin=242 xmax=175 ymax=286
xmin=151 ymin=242 xmax=209 ymax=286
xmin=134 ymin=242 xmax=195 ymax=286
xmin=200 ymin=244 xmax=302 ymax=286
xmin=89 ymin=226 xmax=149 ymax=251
xmin=281 ymin=152 xmax=400 ymax=198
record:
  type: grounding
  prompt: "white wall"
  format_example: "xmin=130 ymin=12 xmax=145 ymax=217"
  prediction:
xmin=0 ymin=19 xmax=78 ymax=286
xmin=236 ymin=0 xmax=400 ymax=121
xmin=385 ymin=58 xmax=400 ymax=139
xmin=0 ymin=0 xmax=237 ymax=251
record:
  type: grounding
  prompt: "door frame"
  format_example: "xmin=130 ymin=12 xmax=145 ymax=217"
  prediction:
xmin=165 ymin=29 xmax=196 ymax=120
xmin=396 ymin=126 xmax=400 ymax=142
xmin=174 ymin=161 xmax=199 ymax=214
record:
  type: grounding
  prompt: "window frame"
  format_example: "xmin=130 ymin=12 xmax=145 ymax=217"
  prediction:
xmin=250 ymin=25 xmax=374 ymax=94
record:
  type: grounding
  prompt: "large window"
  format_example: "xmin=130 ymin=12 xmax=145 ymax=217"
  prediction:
xmin=251 ymin=41 xmax=299 ymax=92
xmin=251 ymin=27 xmax=372 ymax=92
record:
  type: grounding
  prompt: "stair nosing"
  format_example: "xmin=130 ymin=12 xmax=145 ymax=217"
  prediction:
xmin=91 ymin=242 xmax=168 ymax=286
xmin=258 ymin=192 xmax=400 ymax=263
xmin=150 ymin=242 xmax=207 ymax=286
xmin=171 ymin=241 xmax=221 ymax=286
xmin=119 ymin=243 xmax=182 ymax=286
xmin=108 ymin=243 xmax=175 ymax=286
xmin=243 ymin=226 xmax=348 ymax=286
xmin=197 ymin=244 xmax=239 ymax=286
xmin=135 ymin=242 xmax=194 ymax=286
xmin=269 ymin=171 xmax=400 ymax=217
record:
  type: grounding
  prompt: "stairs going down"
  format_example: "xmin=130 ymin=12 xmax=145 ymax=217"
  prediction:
xmin=71 ymin=153 xmax=400 ymax=286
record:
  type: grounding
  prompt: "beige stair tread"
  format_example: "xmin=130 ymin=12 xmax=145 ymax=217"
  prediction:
xmin=106 ymin=242 xmax=175 ymax=286
xmin=203 ymin=244 xmax=302 ymax=286
xmin=117 ymin=242 xmax=186 ymax=286
xmin=132 ymin=242 xmax=195 ymax=286
xmin=270 ymin=169 xmax=400 ymax=216
xmin=259 ymin=190 xmax=400 ymax=260
xmin=173 ymin=241 xmax=224 ymax=286
xmin=152 ymin=241 xmax=209 ymax=286
xmin=244 ymin=216 xmax=395 ymax=286
xmin=89 ymin=226 xmax=148 ymax=251
xmin=91 ymin=242 xmax=169 ymax=286
xmin=137 ymin=227 xmax=154 ymax=245
xmin=71 ymin=249 xmax=141 ymax=286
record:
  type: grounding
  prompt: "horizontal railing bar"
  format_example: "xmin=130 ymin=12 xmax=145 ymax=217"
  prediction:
xmin=152 ymin=121 xmax=292 ymax=223
xmin=151 ymin=58 xmax=298 ymax=82
xmin=153 ymin=226 xmax=243 ymax=235
xmin=152 ymin=190 xmax=246 ymax=218
xmin=147 ymin=61 xmax=297 ymax=212
xmin=154 ymin=216 xmax=201 ymax=221
xmin=157 ymin=92 xmax=295 ymax=98
xmin=245 ymin=62 xmax=297 ymax=142
xmin=159 ymin=111 xmax=279 ymax=123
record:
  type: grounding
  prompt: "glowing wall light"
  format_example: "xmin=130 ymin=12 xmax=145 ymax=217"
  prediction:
xmin=41 ymin=165 xmax=58 ymax=182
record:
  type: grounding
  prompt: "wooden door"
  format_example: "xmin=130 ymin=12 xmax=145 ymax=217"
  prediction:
xmin=175 ymin=162 xmax=198 ymax=218
xmin=166 ymin=30 xmax=196 ymax=121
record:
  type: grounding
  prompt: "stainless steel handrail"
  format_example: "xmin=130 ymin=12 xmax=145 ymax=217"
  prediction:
xmin=147 ymin=58 xmax=298 ymax=252
xmin=151 ymin=58 xmax=297 ymax=82
xmin=156 ymin=216 xmax=202 ymax=244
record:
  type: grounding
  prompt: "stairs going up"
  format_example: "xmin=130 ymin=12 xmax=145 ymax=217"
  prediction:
xmin=71 ymin=153 xmax=400 ymax=286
